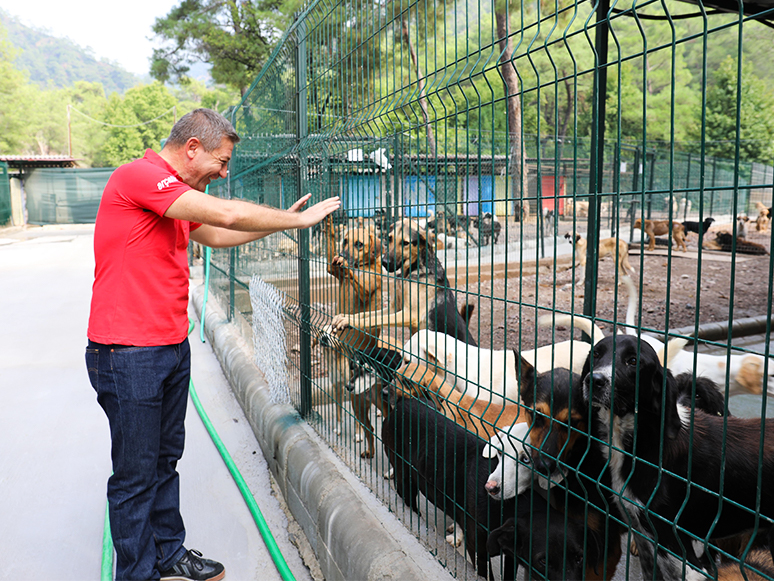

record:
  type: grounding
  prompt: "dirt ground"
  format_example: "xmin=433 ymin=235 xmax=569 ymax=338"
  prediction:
xmin=460 ymin=218 xmax=773 ymax=352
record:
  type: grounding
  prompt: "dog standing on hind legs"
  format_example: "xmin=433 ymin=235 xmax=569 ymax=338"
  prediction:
xmin=320 ymin=217 xmax=384 ymax=453
xmin=332 ymin=219 xmax=477 ymax=346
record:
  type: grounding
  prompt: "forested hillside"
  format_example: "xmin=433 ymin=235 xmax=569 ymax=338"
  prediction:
xmin=0 ymin=13 xmax=240 ymax=165
xmin=0 ymin=10 xmax=139 ymax=94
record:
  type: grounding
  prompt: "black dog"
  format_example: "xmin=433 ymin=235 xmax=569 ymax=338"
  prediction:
xmin=382 ymin=395 xmax=515 ymax=580
xmin=346 ymin=347 xmax=404 ymax=397
xmin=674 ymin=372 xmax=729 ymax=417
xmin=487 ymin=491 xmax=599 ymax=581
xmin=583 ymin=335 xmax=774 ymax=580
xmin=682 ymin=217 xmax=715 ymax=235
xmin=477 ymin=213 xmax=501 ymax=246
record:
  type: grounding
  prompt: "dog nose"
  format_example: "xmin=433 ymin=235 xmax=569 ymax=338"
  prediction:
xmin=587 ymin=372 xmax=606 ymax=390
xmin=485 ymin=480 xmax=500 ymax=496
xmin=533 ymin=455 xmax=556 ymax=477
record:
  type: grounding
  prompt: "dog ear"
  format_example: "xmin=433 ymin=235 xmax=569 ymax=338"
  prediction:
xmin=370 ymin=229 xmax=382 ymax=259
xmin=660 ymin=337 xmax=689 ymax=367
xmin=426 ymin=231 xmax=437 ymax=252
xmin=650 ymin=364 xmax=681 ymax=439
xmin=514 ymin=350 xmax=536 ymax=407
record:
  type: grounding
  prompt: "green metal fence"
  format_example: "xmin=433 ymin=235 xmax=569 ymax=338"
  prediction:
xmin=0 ymin=162 xmax=11 ymax=226
xmin=206 ymin=0 xmax=774 ymax=578
xmin=24 ymin=167 xmax=113 ymax=225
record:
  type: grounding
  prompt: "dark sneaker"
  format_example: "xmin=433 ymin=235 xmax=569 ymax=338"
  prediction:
xmin=159 ymin=549 xmax=225 ymax=581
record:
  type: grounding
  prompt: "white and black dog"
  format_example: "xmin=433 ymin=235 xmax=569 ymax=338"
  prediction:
xmin=582 ymin=334 xmax=774 ymax=580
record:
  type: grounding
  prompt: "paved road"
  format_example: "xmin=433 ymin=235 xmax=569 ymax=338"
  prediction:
xmin=0 ymin=225 xmax=316 ymax=581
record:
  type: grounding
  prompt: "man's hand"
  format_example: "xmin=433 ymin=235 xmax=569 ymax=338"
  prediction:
xmin=291 ymin=194 xmax=341 ymax=229
xmin=288 ymin=193 xmax=313 ymax=213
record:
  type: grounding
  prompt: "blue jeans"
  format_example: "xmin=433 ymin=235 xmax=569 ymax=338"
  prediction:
xmin=86 ymin=340 xmax=190 ymax=581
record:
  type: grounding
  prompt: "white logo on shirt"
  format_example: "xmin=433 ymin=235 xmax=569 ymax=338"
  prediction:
xmin=157 ymin=176 xmax=179 ymax=190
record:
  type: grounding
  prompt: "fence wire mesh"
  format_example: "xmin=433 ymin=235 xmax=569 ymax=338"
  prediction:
xmin=204 ymin=0 xmax=774 ymax=578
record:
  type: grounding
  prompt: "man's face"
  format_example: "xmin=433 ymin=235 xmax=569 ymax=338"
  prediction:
xmin=188 ymin=137 xmax=234 ymax=192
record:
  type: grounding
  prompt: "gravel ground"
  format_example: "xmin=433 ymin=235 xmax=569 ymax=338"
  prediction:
xmin=458 ymin=215 xmax=773 ymax=352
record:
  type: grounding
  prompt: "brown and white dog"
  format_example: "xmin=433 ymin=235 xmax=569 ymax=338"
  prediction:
xmin=634 ymin=218 xmax=687 ymax=252
xmin=401 ymin=323 xmax=605 ymax=407
xmin=582 ymin=334 xmax=774 ymax=580
xmin=394 ymin=360 xmax=530 ymax=441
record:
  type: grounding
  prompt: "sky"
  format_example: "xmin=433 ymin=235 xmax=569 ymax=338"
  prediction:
xmin=0 ymin=0 xmax=181 ymax=76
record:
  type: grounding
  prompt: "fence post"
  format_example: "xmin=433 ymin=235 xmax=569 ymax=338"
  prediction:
xmin=295 ymin=18 xmax=313 ymax=418
xmin=583 ymin=0 xmax=610 ymax=331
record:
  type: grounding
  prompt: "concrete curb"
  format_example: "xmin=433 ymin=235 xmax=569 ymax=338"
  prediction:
xmin=191 ymin=285 xmax=448 ymax=581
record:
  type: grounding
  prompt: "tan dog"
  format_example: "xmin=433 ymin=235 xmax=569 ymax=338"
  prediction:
xmin=332 ymin=219 xmax=477 ymax=346
xmin=565 ymin=233 xmax=635 ymax=279
xmin=757 ymin=203 xmax=771 ymax=233
xmin=564 ymin=199 xmax=589 ymax=218
xmin=321 ymin=218 xmax=384 ymax=448
xmin=634 ymin=218 xmax=687 ymax=252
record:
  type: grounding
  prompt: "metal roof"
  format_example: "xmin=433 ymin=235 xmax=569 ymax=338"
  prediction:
xmin=0 ymin=155 xmax=79 ymax=169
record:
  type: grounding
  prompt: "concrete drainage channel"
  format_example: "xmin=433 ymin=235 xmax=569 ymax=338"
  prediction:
xmin=190 ymin=285 xmax=451 ymax=581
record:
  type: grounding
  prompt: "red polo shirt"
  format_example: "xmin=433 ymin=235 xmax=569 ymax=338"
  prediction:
xmin=88 ymin=149 xmax=201 ymax=346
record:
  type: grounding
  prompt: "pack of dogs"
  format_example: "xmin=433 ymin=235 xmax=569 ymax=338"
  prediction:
xmin=629 ymin=211 xmax=771 ymax=257
xmin=315 ymin=214 xmax=774 ymax=580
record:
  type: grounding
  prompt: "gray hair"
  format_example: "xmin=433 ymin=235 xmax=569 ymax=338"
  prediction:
xmin=165 ymin=108 xmax=240 ymax=151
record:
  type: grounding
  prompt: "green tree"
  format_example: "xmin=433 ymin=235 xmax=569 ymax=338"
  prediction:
xmin=101 ymin=83 xmax=178 ymax=166
xmin=704 ymin=57 xmax=774 ymax=164
xmin=67 ymin=82 xmax=110 ymax=166
xmin=577 ymin=14 xmax=700 ymax=145
xmin=150 ymin=0 xmax=296 ymax=95
xmin=0 ymin=23 xmax=30 ymax=153
xmin=170 ymin=78 xmax=241 ymax=116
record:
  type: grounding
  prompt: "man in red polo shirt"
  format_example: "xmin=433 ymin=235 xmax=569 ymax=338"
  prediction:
xmin=86 ymin=109 xmax=340 ymax=581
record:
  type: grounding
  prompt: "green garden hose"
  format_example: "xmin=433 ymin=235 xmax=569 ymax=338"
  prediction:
xmin=100 ymin=272 xmax=296 ymax=581
xmin=101 ymin=504 xmax=113 ymax=580
xmin=187 ymin=367 xmax=296 ymax=581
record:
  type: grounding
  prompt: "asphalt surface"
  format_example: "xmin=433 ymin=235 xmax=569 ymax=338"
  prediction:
xmin=4 ymin=223 xmax=769 ymax=581
xmin=0 ymin=225 xmax=316 ymax=581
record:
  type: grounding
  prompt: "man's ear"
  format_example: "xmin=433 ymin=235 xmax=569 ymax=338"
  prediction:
xmin=185 ymin=137 xmax=203 ymax=160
